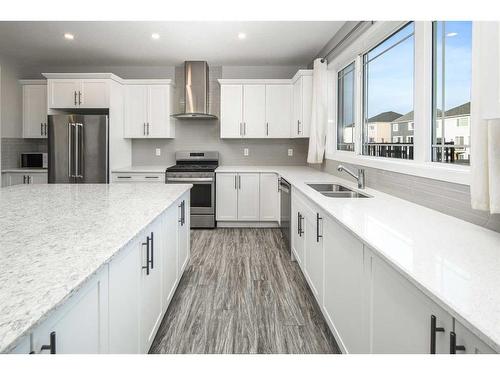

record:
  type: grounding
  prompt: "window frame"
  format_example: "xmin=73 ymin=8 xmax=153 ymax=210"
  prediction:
xmin=336 ymin=61 xmax=356 ymax=152
xmin=326 ymin=21 xmax=470 ymax=185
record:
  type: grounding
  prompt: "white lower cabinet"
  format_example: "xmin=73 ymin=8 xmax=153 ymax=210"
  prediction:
xmin=32 ymin=267 xmax=108 ymax=354
xmin=302 ymin=206 xmax=324 ymax=303
xmin=291 ymin=189 xmax=496 ymax=354
xmin=139 ymin=217 xmax=164 ymax=353
xmin=216 ymin=172 xmax=280 ymax=224
xmin=177 ymin=195 xmax=190 ymax=274
xmin=2 ymin=172 xmax=48 ymax=187
xmin=323 ymin=216 xmax=368 ymax=354
xmin=369 ymin=251 xmax=453 ymax=354
xmin=108 ymin=234 xmax=141 ymax=354
xmin=259 ymin=173 xmax=279 ymax=221
xmin=111 ymin=172 xmax=165 ymax=183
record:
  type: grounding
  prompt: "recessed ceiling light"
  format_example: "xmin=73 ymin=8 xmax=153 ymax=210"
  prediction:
xmin=151 ymin=33 xmax=160 ymax=40
xmin=237 ymin=32 xmax=247 ymax=40
xmin=446 ymin=32 xmax=458 ymax=37
xmin=64 ymin=33 xmax=74 ymax=40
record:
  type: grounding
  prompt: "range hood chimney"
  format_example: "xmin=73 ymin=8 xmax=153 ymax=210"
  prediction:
xmin=172 ymin=61 xmax=218 ymax=120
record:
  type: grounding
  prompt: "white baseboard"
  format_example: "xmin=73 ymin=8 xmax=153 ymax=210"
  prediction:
xmin=216 ymin=221 xmax=279 ymax=228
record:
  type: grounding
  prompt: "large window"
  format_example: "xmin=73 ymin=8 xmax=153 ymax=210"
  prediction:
xmin=337 ymin=62 xmax=355 ymax=151
xmin=362 ymin=22 xmax=415 ymax=160
xmin=432 ymin=21 xmax=472 ymax=165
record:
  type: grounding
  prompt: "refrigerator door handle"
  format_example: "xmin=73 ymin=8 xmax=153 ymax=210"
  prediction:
xmin=68 ymin=123 xmax=75 ymax=178
xmin=75 ymin=123 xmax=83 ymax=178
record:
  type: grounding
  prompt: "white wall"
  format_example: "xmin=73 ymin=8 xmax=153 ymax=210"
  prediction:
xmin=0 ymin=56 xmax=23 ymax=138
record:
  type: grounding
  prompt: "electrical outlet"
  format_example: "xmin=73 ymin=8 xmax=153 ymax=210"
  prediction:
xmin=155 ymin=148 xmax=161 ymax=156
xmin=288 ymin=148 xmax=293 ymax=156
xmin=243 ymin=148 xmax=249 ymax=156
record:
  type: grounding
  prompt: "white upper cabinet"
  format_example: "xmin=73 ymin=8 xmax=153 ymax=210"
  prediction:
xmin=220 ymin=85 xmax=243 ymax=138
xmin=242 ymin=85 xmax=266 ymax=138
xmin=47 ymin=79 xmax=109 ymax=109
xmin=124 ymin=85 xmax=148 ymax=138
xmin=265 ymin=84 xmax=292 ymax=138
xmin=219 ymin=73 xmax=310 ymax=139
xmin=21 ymin=82 xmax=47 ymax=138
xmin=291 ymin=72 xmax=312 ymax=138
xmin=124 ymin=83 xmax=174 ymax=138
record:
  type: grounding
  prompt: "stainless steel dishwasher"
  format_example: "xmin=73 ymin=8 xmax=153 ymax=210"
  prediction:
xmin=279 ymin=178 xmax=291 ymax=253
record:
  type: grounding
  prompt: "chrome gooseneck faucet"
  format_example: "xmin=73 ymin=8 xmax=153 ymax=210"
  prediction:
xmin=337 ymin=165 xmax=366 ymax=189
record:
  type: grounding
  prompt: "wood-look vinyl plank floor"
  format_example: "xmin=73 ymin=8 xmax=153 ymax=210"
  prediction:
xmin=149 ymin=228 xmax=340 ymax=354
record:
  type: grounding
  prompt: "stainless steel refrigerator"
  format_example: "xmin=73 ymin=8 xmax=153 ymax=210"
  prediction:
xmin=48 ymin=114 xmax=109 ymax=183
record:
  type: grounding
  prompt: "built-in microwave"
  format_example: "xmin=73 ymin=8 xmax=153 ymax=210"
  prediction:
xmin=20 ymin=152 xmax=48 ymax=169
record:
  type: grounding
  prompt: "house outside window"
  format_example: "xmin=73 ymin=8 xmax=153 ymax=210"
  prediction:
xmin=432 ymin=21 xmax=472 ymax=165
xmin=363 ymin=22 xmax=414 ymax=160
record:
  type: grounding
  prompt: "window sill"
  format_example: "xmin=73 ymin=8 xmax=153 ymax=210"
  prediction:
xmin=325 ymin=151 xmax=470 ymax=185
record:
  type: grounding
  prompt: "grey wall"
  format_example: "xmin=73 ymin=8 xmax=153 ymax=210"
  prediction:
xmin=0 ymin=56 xmax=23 ymax=138
xmin=314 ymin=159 xmax=500 ymax=233
xmin=132 ymin=64 xmax=309 ymax=166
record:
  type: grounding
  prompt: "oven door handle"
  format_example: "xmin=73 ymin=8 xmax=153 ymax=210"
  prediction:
xmin=167 ymin=177 xmax=214 ymax=182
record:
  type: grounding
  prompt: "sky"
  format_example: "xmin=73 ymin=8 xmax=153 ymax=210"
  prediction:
xmin=365 ymin=21 xmax=472 ymax=119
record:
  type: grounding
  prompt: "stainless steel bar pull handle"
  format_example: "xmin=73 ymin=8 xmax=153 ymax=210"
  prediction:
xmin=430 ymin=315 xmax=445 ymax=354
xmin=316 ymin=213 xmax=322 ymax=242
xmin=234 ymin=175 xmax=237 ymax=189
xmin=78 ymin=91 xmax=82 ymax=105
xmin=41 ymin=123 xmax=43 ymax=136
xmin=147 ymin=122 xmax=150 ymax=135
xmin=266 ymin=123 xmax=269 ymax=136
xmin=68 ymin=123 xmax=76 ymax=177
xmin=74 ymin=91 xmax=77 ymax=106
xmin=450 ymin=332 xmax=466 ymax=354
xmin=142 ymin=235 xmax=150 ymax=275
xmin=40 ymin=331 xmax=56 ymax=354
xmin=75 ymin=123 xmax=83 ymax=178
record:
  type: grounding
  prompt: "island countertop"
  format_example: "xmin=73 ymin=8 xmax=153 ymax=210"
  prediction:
xmin=0 ymin=183 xmax=191 ymax=353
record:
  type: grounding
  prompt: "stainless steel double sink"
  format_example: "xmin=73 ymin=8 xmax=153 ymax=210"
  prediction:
xmin=307 ymin=183 xmax=371 ymax=198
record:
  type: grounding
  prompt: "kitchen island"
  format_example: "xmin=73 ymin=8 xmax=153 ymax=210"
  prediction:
xmin=0 ymin=183 xmax=191 ymax=353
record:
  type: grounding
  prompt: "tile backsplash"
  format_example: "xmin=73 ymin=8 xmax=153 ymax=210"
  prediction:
xmin=316 ymin=159 xmax=500 ymax=233
xmin=1 ymin=138 xmax=48 ymax=169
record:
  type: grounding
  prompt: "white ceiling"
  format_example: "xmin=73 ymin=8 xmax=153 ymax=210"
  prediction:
xmin=0 ymin=21 xmax=344 ymax=66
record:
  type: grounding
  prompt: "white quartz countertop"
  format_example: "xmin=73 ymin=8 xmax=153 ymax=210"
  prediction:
xmin=111 ymin=165 xmax=171 ymax=173
xmin=216 ymin=165 xmax=500 ymax=351
xmin=0 ymin=183 xmax=191 ymax=353
xmin=2 ymin=168 xmax=48 ymax=173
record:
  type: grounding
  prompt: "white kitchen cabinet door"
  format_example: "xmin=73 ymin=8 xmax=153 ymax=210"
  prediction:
xmin=23 ymin=85 xmax=47 ymax=138
xmin=323 ymin=217 xmax=368 ymax=353
xmin=48 ymin=79 xmax=80 ymax=109
xmin=291 ymin=76 xmax=312 ymax=138
xmin=291 ymin=195 xmax=305 ymax=268
xmin=148 ymin=85 xmax=174 ymax=138
xmin=259 ymin=173 xmax=279 ymax=221
xmin=369 ymin=252 xmax=453 ymax=354
xmin=124 ymin=85 xmax=148 ymax=138
xmin=220 ymin=85 xmax=243 ymax=138
xmin=237 ymin=173 xmax=260 ymax=221
xmin=216 ymin=173 xmax=238 ymax=221
xmin=109 ymin=236 xmax=141 ymax=354
xmin=265 ymin=85 xmax=292 ymax=138
xmin=242 ymin=85 xmax=266 ymax=138
xmin=4 ymin=173 xmax=25 ymax=186
xmin=32 ymin=268 xmax=108 ymax=354
xmin=79 ymin=79 xmax=109 ymax=108
xmin=303 ymin=207 xmax=324 ymax=304
xmin=139 ymin=219 xmax=163 ymax=353
xmin=163 ymin=203 xmax=179 ymax=310
xmin=28 ymin=173 xmax=48 ymax=184
xmin=452 ymin=320 xmax=496 ymax=354
xmin=177 ymin=194 xmax=190 ymax=274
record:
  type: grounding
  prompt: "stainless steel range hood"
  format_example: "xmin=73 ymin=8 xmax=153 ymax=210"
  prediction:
xmin=172 ymin=61 xmax=218 ymax=120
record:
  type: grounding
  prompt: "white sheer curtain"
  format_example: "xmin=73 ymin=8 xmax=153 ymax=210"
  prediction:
xmin=470 ymin=22 xmax=500 ymax=214
xmin=307 ymin=58 xmax=328 ymax=164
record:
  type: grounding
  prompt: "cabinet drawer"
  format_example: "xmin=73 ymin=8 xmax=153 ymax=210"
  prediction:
xmin=112 ymin=173 xmax=165 ymax=183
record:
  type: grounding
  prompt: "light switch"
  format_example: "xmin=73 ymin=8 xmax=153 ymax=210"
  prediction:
xmin=243 ymin=148 xmax=249 ymax=156
xmin=288 ymin=148 xmax=293 ymax=156
xmin=155 ymin=148 xmax=161 ymax=156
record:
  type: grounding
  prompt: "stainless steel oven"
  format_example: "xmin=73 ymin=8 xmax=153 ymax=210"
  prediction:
xmin=166 ymin=151 xmax=218 ymax=228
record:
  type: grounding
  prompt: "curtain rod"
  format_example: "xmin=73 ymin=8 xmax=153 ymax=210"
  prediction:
xmin=320 ymin=21 xmax=374 ymax=63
